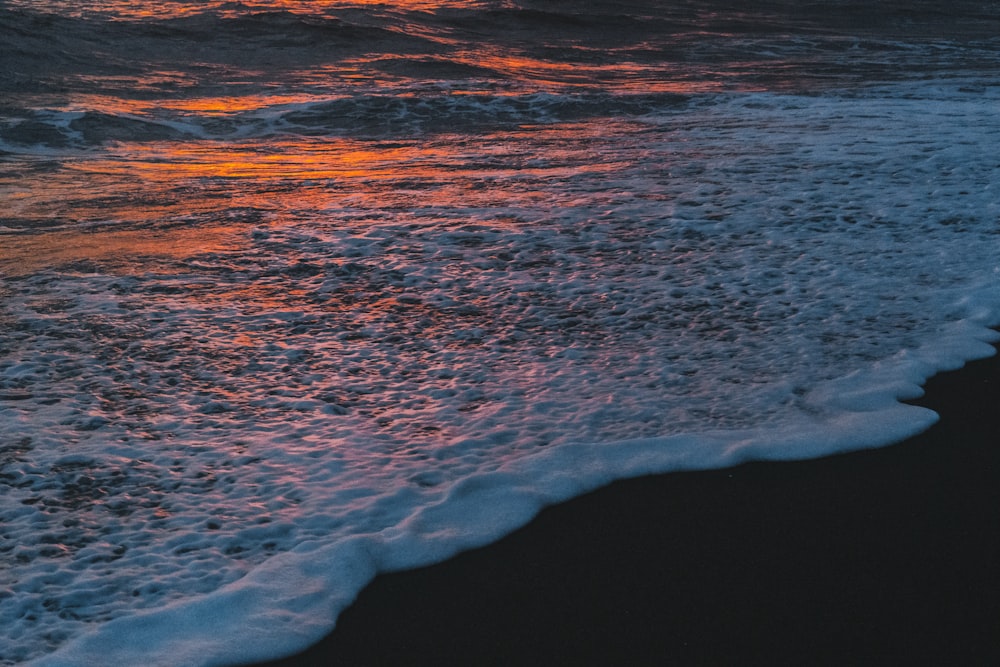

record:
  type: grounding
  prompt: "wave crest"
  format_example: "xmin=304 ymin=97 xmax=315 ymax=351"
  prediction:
xmin=0 ymin=92 xmax=690 ymax=149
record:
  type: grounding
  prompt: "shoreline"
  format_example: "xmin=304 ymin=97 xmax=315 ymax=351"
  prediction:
xmin=248 ymin=343 xmax=999 ymax=666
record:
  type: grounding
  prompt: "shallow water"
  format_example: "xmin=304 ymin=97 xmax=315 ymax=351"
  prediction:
xmin=2 ymin=1 xmax=999 ymax=665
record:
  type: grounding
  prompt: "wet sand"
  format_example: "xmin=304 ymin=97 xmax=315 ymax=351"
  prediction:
xmin=249 ymin=340 xmax=1000 ymax=666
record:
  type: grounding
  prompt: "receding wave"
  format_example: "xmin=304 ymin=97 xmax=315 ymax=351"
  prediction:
xmin=3 ymin=1 xmax=1000 ymax=665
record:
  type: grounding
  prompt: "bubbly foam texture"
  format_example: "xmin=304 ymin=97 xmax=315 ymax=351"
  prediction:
xmin=1 ymin=82 xmax=998 ymax=665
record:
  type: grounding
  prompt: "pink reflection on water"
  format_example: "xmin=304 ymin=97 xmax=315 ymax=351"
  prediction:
xmin=6 ymin=0 xmax=490 ymax=19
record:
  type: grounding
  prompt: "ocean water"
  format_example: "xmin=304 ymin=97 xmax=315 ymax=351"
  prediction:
xmin=1 ymin=1 xmax=999 ymax=664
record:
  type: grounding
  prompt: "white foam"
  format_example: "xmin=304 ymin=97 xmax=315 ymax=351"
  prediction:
xmin=26 ymin=315 xmax=1000 ymax=667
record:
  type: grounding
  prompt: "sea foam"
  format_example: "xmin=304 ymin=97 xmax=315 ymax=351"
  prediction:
xmin=25 ymin=313 xmax=1000 ymax=667
xmin=3 ymin=83 xmax=999 ymax=666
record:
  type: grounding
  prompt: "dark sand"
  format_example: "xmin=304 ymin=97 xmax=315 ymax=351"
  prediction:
xmin=250 ymin=342 xmax=999 ymax=666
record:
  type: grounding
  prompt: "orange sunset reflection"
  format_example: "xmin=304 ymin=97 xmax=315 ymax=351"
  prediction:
xmin=0 ymin=225 xmax=246 ymax=277
xmin=0 ymin=119 xmax=637 ymax=278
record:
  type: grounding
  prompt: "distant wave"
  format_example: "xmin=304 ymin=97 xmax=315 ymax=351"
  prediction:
xmin=4 ymin=1 xmax=997 ymax=101
xmin=0 ymin=6 xmax=438 ymax=95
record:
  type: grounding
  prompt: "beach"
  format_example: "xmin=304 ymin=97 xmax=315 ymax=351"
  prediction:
xmin=4 ymin=2 xmax=1000 ymax=664
xmin=252 ymin=340 xmax=999 ymax=666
